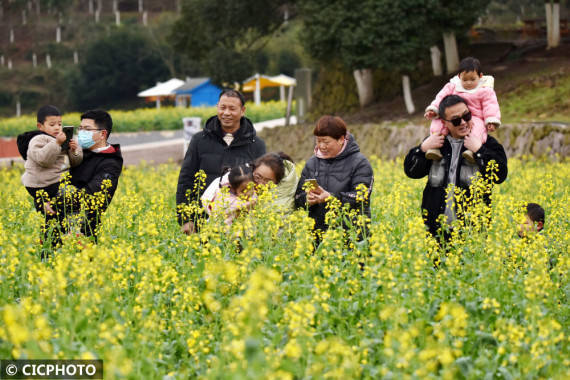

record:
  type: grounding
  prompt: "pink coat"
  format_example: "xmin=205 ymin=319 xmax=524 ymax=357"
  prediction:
xmin=426 ymin=75 xmax=501 ymax=142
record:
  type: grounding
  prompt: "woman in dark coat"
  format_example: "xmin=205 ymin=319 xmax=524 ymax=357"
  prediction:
xmin=294 ymin=115 xmax=374 ymax=234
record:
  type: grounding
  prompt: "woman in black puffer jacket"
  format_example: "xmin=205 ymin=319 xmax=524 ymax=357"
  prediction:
xmin=294 ymin=115 xmax=374 ymax=234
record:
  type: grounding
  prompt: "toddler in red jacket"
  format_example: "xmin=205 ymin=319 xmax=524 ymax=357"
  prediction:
xmin=424 ymin=57 xmax=501 ymax=163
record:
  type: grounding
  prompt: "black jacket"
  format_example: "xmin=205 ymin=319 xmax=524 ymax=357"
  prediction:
xmin=176 ymin=116 xmax=266 ymax=224
xmin=294 ymin=134 xmax=374 ymax=232
xmin=68 ymin=144 xmax=123 ymax=238
xmin=403 ymin=136 xmax=507 ymax=236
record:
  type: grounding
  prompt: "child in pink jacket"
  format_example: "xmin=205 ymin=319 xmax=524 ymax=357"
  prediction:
xmin=424 ymin=57 xmax=501 ymax=163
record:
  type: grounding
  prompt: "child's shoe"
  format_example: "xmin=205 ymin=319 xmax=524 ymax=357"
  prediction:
xmin=462 ymin=150 xmax=476 ymax=164
xmin=425 ymin=148 xmax=443 ymax=161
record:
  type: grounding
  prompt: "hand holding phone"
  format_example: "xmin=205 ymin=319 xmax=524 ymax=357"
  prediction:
xmin=61 ymin=126 xmax=74 ymax=151
xmin=304 ymin=178 xmax=319 ymax=192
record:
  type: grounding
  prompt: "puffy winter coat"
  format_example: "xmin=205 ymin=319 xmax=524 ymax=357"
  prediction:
xmin=425 ymin=75 xmax=501 ymax=127
xmin=295 ymin=134 xmax=373 ymax=232
xmin=18 ymin=131 xmax=83 ymax=188
xmin=176 ymin=116 xmax=266 ymax=224
xmin=403 ymin=136 xmax=507 ymax=237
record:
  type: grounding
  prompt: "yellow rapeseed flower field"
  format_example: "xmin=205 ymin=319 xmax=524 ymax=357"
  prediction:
xmin=0 ymin=157 xmax=568 ymax=379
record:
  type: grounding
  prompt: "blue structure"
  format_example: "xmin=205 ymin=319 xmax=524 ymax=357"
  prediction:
xmin=174 ymin=77 xmax=222 ymax=107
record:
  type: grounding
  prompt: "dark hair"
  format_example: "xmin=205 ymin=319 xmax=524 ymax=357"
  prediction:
xmin=227 ymin=163 xmax=253 ymax=191
xmin=37 ymin=105 xmax=61 ymax=123
xmin=81 ymin=109 xmax=113 ymax=137
xmin=438 ymin=95 xmax=468 ymax=119
xmin=219 ymin=89 xmax=245 ymax=107
xmin=254 ymin=152 xmax=293 ymax=184
xmin=313 ymin=115 xmax=347 ymax=140
xmin=526 ymin=203 xmax=545 ymax=224
xmin=458 ymin=57 xmax=482 ymax=76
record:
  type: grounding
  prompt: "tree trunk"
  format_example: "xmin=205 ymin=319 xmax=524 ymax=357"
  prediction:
xmin=9 ymin=28 xmax=14 ymax=44
xmin=0 ymin=55 xmax=4 ymax=66
xmin=353 ymin=68 xmax=374 ymax=108
xmin=115 ymin=11 xmax=120 ymax=26
xmin=545 ymin=2 xmax=553 ymax=48
xmin=74 ymin=51 xmax=79 ymax=65
xmin=22 ymin=10 xmax=27 ymax=25
xmin=430 ymin=45 xmax=443 ymax=76
xmin=402 ymin=75 xmax=415 ymax=114
xmin=89 ymin=0 xmax=93 ymax=14
xmin=442 ymin=32 xmax=459 ymax=74
xmin=16 ymin=98 xmax=21 ymax=117
xmin=32 ymin=52 xmax=37 ymax=67
xmin=46 ymin=54 xmax=52 ymax=69
xmin=552 ymin=2 xmax=560 ymax=47
xmin=139 ymin=0 xmax=143 ymax=13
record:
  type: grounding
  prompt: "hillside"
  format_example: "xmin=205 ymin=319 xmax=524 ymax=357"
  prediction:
xmin=259 ymin=43 xmax=570 ymax=162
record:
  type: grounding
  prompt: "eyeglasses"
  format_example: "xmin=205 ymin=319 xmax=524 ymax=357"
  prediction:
xmin=442 ymin=111 xmax=472 ymax=127
xmin=78 ymin=126 xmax=104 ymax=132
xmin=253 ymin=173 xmax=275 ymax=184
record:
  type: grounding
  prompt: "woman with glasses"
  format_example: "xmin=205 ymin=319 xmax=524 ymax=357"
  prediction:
xmin=252 ymin=152 xmax=298 ymax=212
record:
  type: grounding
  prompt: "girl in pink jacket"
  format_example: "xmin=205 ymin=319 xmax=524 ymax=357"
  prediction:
xmin=424 ymin=57 xmax=501 ymax=163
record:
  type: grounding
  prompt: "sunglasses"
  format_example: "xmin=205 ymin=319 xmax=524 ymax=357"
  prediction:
xmin=442 ymin=111 xmax=472 ymax=127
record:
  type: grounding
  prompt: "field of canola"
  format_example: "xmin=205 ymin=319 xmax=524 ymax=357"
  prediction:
xmin=0 ymin=157 xmax=568 ymax=379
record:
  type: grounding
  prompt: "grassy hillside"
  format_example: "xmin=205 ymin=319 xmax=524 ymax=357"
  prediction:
xmin=260 ymin=47 xmax=570 ymax=161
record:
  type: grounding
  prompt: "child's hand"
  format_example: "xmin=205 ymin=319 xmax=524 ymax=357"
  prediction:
xmin=424 ymin=110 xmax=437 ymax=120
xmin=69 ymin=139 xmax=79 ymax=152
xmin=55 ymin=131 xmax=66 ymax=145
xmin=486 ymin=123 xmax=498 ymax=132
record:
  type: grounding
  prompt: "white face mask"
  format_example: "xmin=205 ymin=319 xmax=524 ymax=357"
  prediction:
xmin=78 ymin=130 xmax=96 ymax=149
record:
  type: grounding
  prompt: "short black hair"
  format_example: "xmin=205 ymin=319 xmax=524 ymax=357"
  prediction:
xmin=219 ymin=89 xmax=245 ymax=107
xmin=458 ymin=57 xmax=482 ymax=76
xmin=438 ymin=95 xmax=468 ymax=119
xmin=526 ymin=203 xmax=545 ymax=224
xmin=81 ymin=109 xmax=113 ymax=137
xmin=37 ymin=105 xmax=61 ymax=124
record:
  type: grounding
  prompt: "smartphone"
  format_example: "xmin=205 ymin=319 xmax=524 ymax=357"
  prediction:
xmin=304 ymin=178 xmax=318 ymax=189
xmin=61 ymin=126 xmax=74 ymax=151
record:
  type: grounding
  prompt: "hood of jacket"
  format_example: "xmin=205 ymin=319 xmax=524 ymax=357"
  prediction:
xmin=82 ymin=143 xmax=123 ymax=162
xmin=203 ymin=115 xmax=258 ymax=146
xmin=273 ymin=159 xmax=298 ymax=210
xmin=17 ymin=130 xmax=51 ymax=160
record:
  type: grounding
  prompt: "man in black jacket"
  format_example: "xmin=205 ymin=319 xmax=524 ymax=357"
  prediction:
xmin=404 ymin=95 xmax=507 ymax=238
xmin=176 ymin=89 xmax=266 ymax=234
xmin=51 ymin=109 xmax=123 ymax=244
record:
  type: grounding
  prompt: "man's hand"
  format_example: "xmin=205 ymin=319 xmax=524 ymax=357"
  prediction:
xmin=181 ymin=221 xmax=195 ymax=235
xmin=420 ymin=133 xmax=445 ymax=153
xmin=69 ymin=139 xmax=79 ymax=153
xmin=55 ymin=131 xmax=66 ymax=145
xmin=464 ymin=132 xmax=483 ymax=153
xmin=486 ymin=123 xmax=498 ymax=132
xmin=307 ymin=186 xmax=331 ymax=206
xmin=424 ymin=110 xmax=437 ymax=120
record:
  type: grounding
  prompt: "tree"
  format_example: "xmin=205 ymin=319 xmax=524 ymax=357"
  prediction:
xmin=299 ymin=0 xmax=432 ymax=108
xmin=426 ymin=0 xmax=492 ymax=73
xmin=169 ymin=0 xmax=294 ymax=86
xmin=68 ymin=28 xmax=169 ymax=109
